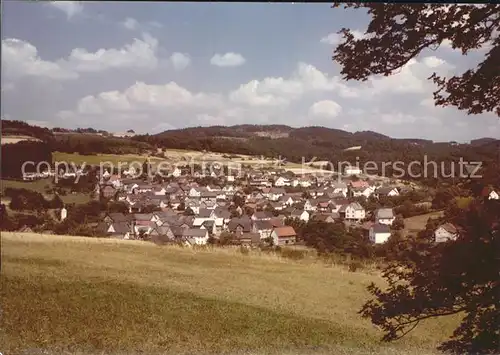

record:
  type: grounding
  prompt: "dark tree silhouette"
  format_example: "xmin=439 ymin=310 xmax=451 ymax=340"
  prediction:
xmin=360 ymin=199 xmax=500 ymax=353
xmin=332 ymin=3 xmax=500 ymax=116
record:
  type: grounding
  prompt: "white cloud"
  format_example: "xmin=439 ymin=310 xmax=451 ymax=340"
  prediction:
xmin=229 ymin=62 xmax=358 ymax=107
xmin=210 ymin=52 xmax=246 ymax=67
xmin=122 ymin=17 xmax=139 ymax=30
xmin=422 ymin=56 xmax=446 ymax=68
xmin=309 ymin=100 xmax=342 ymax=118
xmin=49 ymin=1 xmax=83 ymax=19
xmin=320 ymin=30 xmax=365 ymax=45
xmin=2 ymin=34 xmax=161 ymax=80
xmin=66 ymin=33 xmax=159 ymax=72
xmin=120 ymin=18 xmax=163 ymax=32
xmin=58 ymin=81 xmax=225 ymax=128
xmin=169 ymin=52 xmax=191 ymax=71
xmin=2 ymin=38 xmax=78 ymax=80
xmin=229 ymin=78 xmax=300 ymax=107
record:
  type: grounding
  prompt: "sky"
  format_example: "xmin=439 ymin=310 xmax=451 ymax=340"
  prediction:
xmin=2 ymin=1 xmax=499 ymax=142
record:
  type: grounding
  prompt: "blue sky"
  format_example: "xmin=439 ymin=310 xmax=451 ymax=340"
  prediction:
xmin=2 ymin=2 xmax=498 ymax=142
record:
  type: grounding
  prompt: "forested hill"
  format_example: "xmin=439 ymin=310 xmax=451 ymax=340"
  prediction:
xmin=133 ymin=124 xmax=498 ymax=166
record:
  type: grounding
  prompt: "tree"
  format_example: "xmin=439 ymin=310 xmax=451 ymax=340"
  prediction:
xmin=50 ymin=195 xmax=64 ymax=209
xmin=332 ymin=4 xmax=500 ymax=116
xmin=184 ymin=207 xmax=195 ymax=216
xmin=360 ymin=199 xmax=499 ymax=353
xmin=218 ymin=232 xmax=235 ymax=246
xmin=392 ymin=216 xmax=405 ymax=230
xmin=432 ymin=189 xmax=455 ymax=209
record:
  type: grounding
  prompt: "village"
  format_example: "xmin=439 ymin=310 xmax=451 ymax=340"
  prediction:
xmin=42 ymin=159 xmax=498 ymax=249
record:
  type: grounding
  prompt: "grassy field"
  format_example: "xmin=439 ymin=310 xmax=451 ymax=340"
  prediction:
xmin=1 ymin=179 xmax=91 ymax=205
xmin=53 ymin=152 xmax=165 ymax=167
xmin=1 ymin=135 xmax=42 ymax=145
xmin=1 ymin=233 xmax=459 ymax=355
xmin=404 ymin=211 xmax=445 ymax=235
xmin=1 ymin=178 xmax=52 ymax=194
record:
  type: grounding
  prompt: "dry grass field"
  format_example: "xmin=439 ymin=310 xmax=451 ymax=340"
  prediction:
xmin=52 ymin=151 xmax=329 ymax=174
xmin=1 ymin=135 xmax=42 ymax=145
xmin=403 ymin=211 xmax=445 ymax=236
xmin=1 ymin=232 xmax=459 ymax=355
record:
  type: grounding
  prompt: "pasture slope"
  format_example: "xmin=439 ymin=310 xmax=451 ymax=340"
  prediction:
xmin=1 ymin=233 xmax=459 ymax=355
xmin=51 ymin=151 xmax=332 ymax=174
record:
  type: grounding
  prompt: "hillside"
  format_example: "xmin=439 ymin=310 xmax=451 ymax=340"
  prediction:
xmin=133 ymin=125 xmax=499 ymax=181
xmin=2 ymin=232 xmax=459 ymax=355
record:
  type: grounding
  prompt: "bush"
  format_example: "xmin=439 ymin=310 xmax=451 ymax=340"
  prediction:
xmin=348 ymin=261 xmax=363 ymax=272
xmin=238 ymin=245 xmax=250 ymax=255
xmin=280 ymin=247 xmax=306 ymax=260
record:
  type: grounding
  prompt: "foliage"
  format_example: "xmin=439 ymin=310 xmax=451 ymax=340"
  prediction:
xmin=1 ymin=141 xmax=53 ymax=178
xmin=51 ymin=133 xmax=152 ymax=155
xmin=392 ymin=216 xmax=405 ymax=230
xmin=332 ymin=3 xmax=500 ymax=116
xmin=2 ymin=119 xmax=54 ymax=141
xmin=218 ymin=232 xmax=235 ymax=246
xmin=5 ymin=188 xmax=51 ymax=211
xmin=360 ymin=199 xmax=500 ymax=353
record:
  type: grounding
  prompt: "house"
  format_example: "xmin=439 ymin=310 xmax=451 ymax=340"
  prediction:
xmin=434 ymin=223 xmax=459 ymax=243
xmin=269 ymin=201 xmax=284 ymax=211
xmin=369 ymin=223 xmax=391 ymax=244
xmin=227 ymin=217 xmax=253 ymax=236
xmin=252 ymin=220 xmax=273 ymax=239
xmin=103 ymin=212 xmax=130 ymax=225
xmin=290 ymin=209 xmax=309 ymax=222
xmin=133 ymin=213 xmax=158 ymax=223
xmin=331 ymin=182 xmax=348 ymax=196
xmin=171 ymin=167 xmax=182 ymax=177
xmin=312 ymin=213 xmax=337 ymax=223
xmin=199 ymin=220 xmax=217 ymax=236
xmin=182 ymin=228 xmax=209 ymax=245
xmin=316 ymin=200 xmax=331 ymax=212
xmin=100 ymin=185 xmax=116 ymax=199
xmin=251 ymin=210 xmax=273 ymax=221
xmin=274 ymin=176 xmax=291 ymax=187
xmin=351 ymin=186 xmax=375 ymax=198
xmin=376 ymin=187 xmax=400 ymax=198
xmin=108 ymin=175 xmax=122 ymax=189
xmin=270 ymin=226 xmax=297 ymax=246
xmin=342 ymin=202 xmax=365 ymax=221
xmin=298 ymin=179 xmax=312 ymax=188
xmin=188 ymin=187 xmax=201 ymax=197
xmin=350 ymin=180 xmax=370 ymax=189
xmin=60 ymin=207 xmax=67 ymax=221
xmin=270 ymin=216 xmax=285 ymax=227
xmin=153 ymin=186 xmax=167 ymax=196
xmin=481 ymin=187 xmax=499 ymax=200
xmin=134 ymin=220 xmax=157 ymax=236
xmin=303 ymin=199 xmax=316 ymax=211
xmin=279 ymin=195 xmax=295 ymax=206
xmin=149 ymin=225 xmax=176 ymax=244
xmin=237 ymin=232 xmax=261 ymax=247
xmin=135 ymin=184 xmax=155 ymax=194
xmin=106 ymin=221 xmax=132 ymax=239
xmin=344 ymin=166 xmax=362 ymax=175
xmin=375 ymin=208 xmax=395 ymax=225
xmin=268 ymin=188 xmax=286 ymax=201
